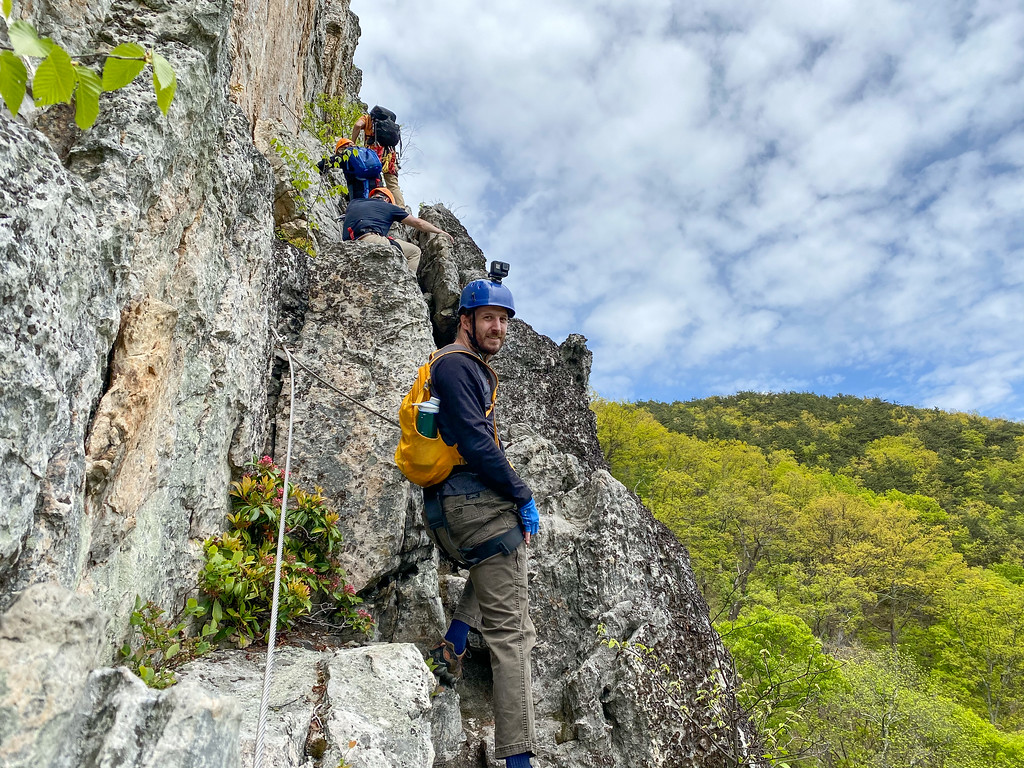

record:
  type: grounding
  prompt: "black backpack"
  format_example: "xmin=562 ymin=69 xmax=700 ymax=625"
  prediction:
xmin=370 ymin=105 xmax=401 ymax=150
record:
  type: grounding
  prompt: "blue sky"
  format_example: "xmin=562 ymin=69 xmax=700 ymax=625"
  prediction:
xmin=351 ymin=0 xmax=1024 ymax=421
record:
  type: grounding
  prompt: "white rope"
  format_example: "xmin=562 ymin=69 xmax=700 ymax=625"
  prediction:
xmin=253 ymin=340 xmax=298 ymax=768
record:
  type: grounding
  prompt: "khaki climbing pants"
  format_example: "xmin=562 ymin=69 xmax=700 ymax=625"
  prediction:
xmin=441 ymin=488 xmax=538 ymax=759
xmin=383 ymin=171 xmax=406 ymax=209
xmin=356 ymin=233 xmax=420 ymax=274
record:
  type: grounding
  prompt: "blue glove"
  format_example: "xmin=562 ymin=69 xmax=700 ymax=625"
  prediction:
xmin=518 ymin=498 xmax=539 ymax=536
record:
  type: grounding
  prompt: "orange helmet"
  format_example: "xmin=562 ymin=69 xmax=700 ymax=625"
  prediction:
xmin=370 ymin=187 xmax=395 ymax=204
xmin=334 ymin=137 xmax=354 ymax=151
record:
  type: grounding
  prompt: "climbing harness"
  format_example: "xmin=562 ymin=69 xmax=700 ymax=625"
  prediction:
xmin=423 ymin=487 xmax=524 ymax=568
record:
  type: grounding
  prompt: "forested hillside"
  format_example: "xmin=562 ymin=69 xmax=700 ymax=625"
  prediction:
xmin=640 ymin=393 xmax=1024 ymax=568
xmin=593 ymin=393 xmax=1024 ymax=767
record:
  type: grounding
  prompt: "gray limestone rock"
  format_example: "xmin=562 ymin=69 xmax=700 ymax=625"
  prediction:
xmin=322 ymin=644 xmax=436 ymax=768
xmin=430 ymin=688 xmax=468 ymax=765
xmin=322 ymin=1 xmax=364 ymax=102
xmin=53 ymin=668 xmax=241 ymax=768
xmin=415 ymin=204 xmax=489 ymax=346
xmin=178 ymin=647 xmax=321 ymax=767
xmin=271 ymin=241 xmax=435 ymax=597
xmin=0 ymin=0 xmax=282 ymax=643
xmin=0 ymin=583 xmax=108 ymax=766
xmin=0 ymin=114 xmax=120 ymax=595
xmin=496 ymin=324 xmax=605 ymax=472
xmin=375 ymin=561 xmax=448 ymax=647
xmin=176 ymin=643 xmax=437 ymax=768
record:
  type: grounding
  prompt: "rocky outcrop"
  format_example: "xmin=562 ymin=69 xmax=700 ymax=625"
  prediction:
xmin=0 ymin=583 xmax=436 ymax=768
xmin=320 ymin=644 xmax=436 ymax=767
xmin=0 ymin=114 xmax=115 ymax=593
xmin=229 ymin=0 xmax=361 ymax=131
xmin=272 ymin=241 xmax=435 ymax=598
xmin=175 ymin=643 xmax=436 ymax=768
xmin=414 ymin=204 xmax=490 ymax=347
xmin=0 ymin=0 xmax=283 ymax=635
xmin=0 ymin=583 xmax=109 ymax=765
xmin=271 ymin=214 xmax=760 ymax=766
xmin=0 ymin=0 xmax=759 ymax=765
xmin=0 ymin=584 xmax=239 ymax=768
xmin=0 ymin=0 xmax=368 ymax=629
xmin=48 ymin=668 xmax=240 ymax=768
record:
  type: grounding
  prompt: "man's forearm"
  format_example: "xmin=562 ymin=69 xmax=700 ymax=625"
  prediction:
xmin=407 ymin=217 xmax=454 ymax=241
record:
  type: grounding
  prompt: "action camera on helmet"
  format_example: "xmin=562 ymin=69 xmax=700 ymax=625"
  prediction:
xmin=488 ymin=261 xmax=510 ymax=282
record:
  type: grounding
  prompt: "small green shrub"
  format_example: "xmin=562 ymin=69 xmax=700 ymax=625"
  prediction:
xmin=199 ymin=455 xmax=372 ymax=647
xmin=119 ymin=596 xmax=214 ymax=689
xmin=301 ymin=93 xmax=365 ymax=148
xmin=275 ymin=228 xmax=316 ymax=258
xmin=336 ymin=739 xmax=358 ymax=768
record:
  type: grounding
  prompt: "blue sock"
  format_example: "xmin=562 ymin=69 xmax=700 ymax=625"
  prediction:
xmin=505 ymin=754 xmax=532 ymax=768
xmin=445 ymin=619 xmax=471 ymax=655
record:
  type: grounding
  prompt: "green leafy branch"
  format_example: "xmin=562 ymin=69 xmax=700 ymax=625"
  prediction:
xmin=268 ymin=95 xmax=364 ymax=230
xmin=300 ymin=93 xmax=364 ymax=149
xmin=119 ymin=596 xmax=215 ymax=689
xmin=1 ymin=2 xmax=176 ymax=129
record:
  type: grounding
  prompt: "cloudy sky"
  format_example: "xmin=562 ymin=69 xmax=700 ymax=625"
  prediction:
xmin=351 ymin=0 xmax=1024 ymax=421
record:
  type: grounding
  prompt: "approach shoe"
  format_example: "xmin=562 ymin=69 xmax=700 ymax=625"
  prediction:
xmin=427 ymin=638 xmax=466 ymax=688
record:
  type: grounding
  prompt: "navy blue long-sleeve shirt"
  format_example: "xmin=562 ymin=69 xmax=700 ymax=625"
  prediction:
xmin=430 ymin=347 xmax=532 ymax=507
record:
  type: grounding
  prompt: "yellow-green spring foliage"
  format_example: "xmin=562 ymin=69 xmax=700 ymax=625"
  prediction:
xmin=121 ymin=456 xmax=372 ymax=688
xmin=593 ymin=396 xmax=1024 ymax=767
xmin=1 ymin=1 xmax=175 ymax=129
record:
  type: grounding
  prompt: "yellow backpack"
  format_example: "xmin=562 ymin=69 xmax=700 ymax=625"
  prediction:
xmin=394 ymin=346 xmax=499 ymax=487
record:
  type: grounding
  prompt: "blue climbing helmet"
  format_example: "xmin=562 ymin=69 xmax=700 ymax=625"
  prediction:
xmin=459 ymin=278 xmax=515 ymax=317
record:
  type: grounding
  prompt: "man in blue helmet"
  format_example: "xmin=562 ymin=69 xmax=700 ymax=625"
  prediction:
xmin=424 ymin=265 xmax=540 ymax=768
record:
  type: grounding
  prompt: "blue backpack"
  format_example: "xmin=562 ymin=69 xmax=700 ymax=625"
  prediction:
xmin=338 ymin=146 xmax=383 ymax=180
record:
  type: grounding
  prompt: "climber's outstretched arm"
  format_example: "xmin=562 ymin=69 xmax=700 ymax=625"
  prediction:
xmin=404 ymin=215 xmax=455 ymax=244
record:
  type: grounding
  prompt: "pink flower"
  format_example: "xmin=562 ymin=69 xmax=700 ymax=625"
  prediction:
xmin=343 ymin=584 xmax=356 ymax=596
xmin=259 ymin=455 xmax=274 ymax=467
xmin=357 ymin=609 xmax=371 ymax=619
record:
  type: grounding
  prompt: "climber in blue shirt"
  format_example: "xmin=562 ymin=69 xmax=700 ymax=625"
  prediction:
xmin=341 ymin=187 xmax=453 ymax=274
xmin=425 ymin=272 xmax=540 ymax=768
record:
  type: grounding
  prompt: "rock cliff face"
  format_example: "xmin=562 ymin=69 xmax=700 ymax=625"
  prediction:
xmin=0 ymin=1 xmax=759 ymax=766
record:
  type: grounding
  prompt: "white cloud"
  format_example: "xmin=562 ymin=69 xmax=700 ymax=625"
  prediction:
xmin=352 ymin=0 xmax=1024 ymax=419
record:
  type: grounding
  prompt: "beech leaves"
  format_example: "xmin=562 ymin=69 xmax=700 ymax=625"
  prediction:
xmin=1 ymin=9 xmax=177 ymax=129
xmin=101 ymin=42 xmax=147 ymax=90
